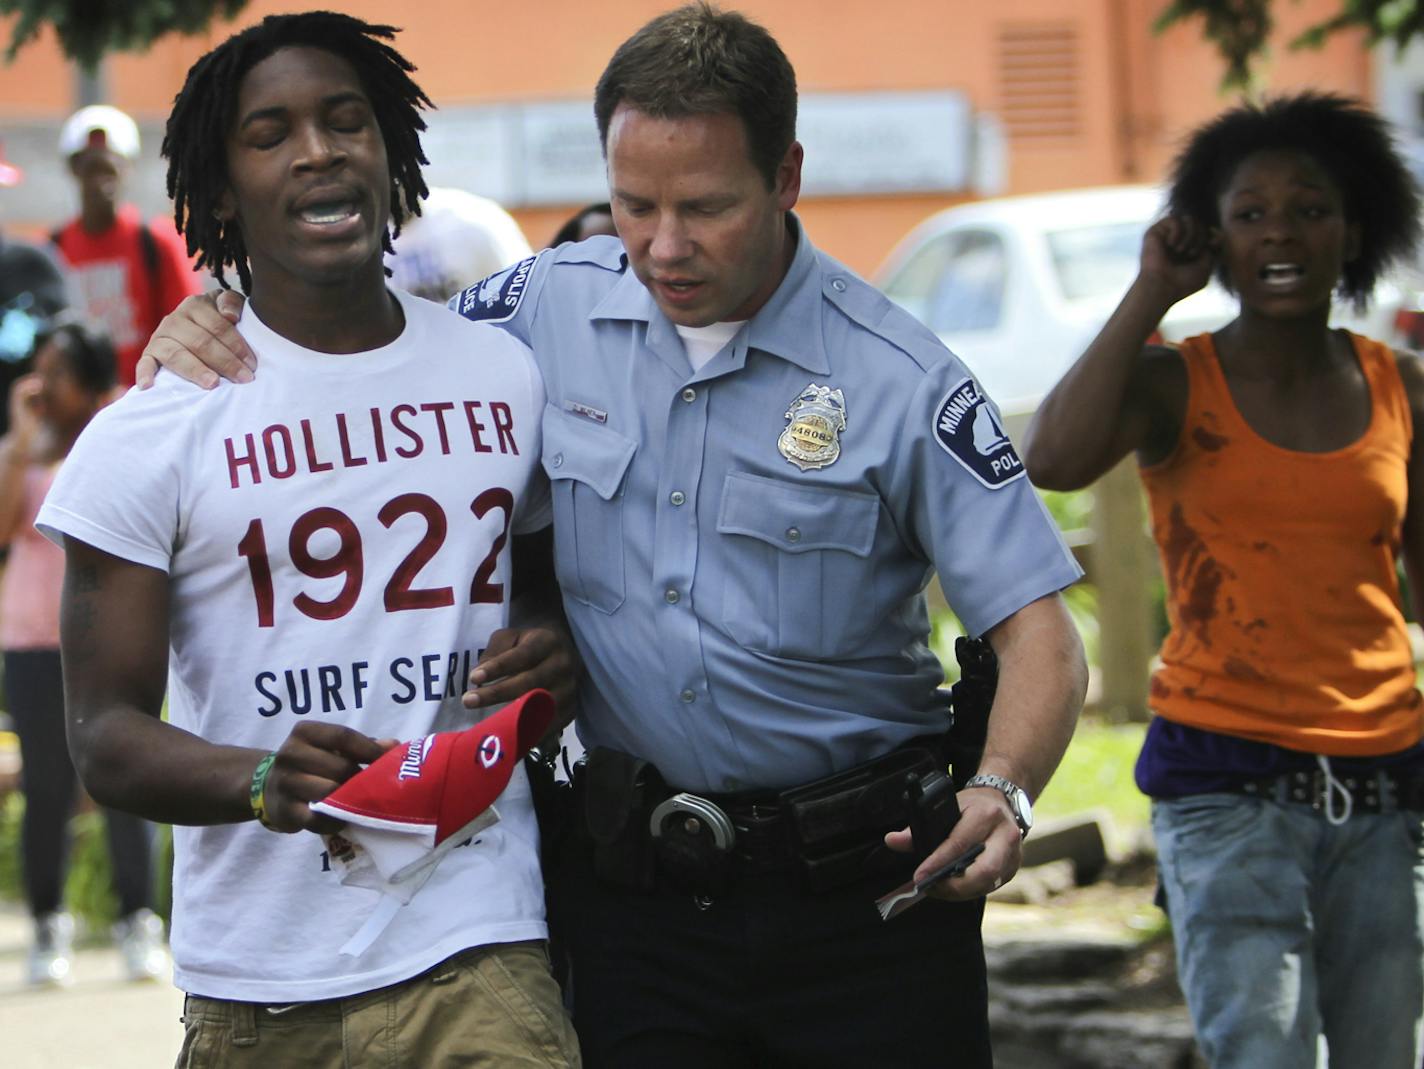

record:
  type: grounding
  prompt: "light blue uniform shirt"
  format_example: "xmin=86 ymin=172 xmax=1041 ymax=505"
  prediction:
xmin=453 ymin=218 xmax=1081 ymax=792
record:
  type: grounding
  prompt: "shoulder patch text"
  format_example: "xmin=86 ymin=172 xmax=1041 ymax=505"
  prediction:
xmin=453 ymin=255 xmax=538 ymax=324
xmin=932 ymin=378 xmax=1024 ymax=488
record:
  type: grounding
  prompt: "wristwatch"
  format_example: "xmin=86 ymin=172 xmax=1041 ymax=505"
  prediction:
xmin=963 ymin=774 xmax=1034 ymax=838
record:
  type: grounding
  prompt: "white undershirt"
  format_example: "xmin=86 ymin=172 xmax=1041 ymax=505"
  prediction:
xmin=676 ymin=320 xmax=745 ymax=371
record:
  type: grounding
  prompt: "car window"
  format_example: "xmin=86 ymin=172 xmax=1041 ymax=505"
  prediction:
xmin=1046 ymin=221 xmax=1142 ymax=301
xmin=883 ymin=228 xmax=1007 ymax=334
xmin=881 ymin=233 xmax=958 ymax=324
xmin=924 ymin=231 xmax=1006 ymax=334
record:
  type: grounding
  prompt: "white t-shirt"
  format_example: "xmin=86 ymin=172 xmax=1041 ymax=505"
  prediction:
xmin=38 ymin=289 xmax=553 ymax=1002
xmin=675 ymin=320 xmax=744 ymax=371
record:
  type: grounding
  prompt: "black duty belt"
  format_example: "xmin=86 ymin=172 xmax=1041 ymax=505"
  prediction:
xmin=579 ymin=743 xmax=959 ymax=898
xmin=1230 ymin=767 xmax=1424 ymax=814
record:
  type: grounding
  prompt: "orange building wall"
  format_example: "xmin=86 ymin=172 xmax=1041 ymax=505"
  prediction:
xmin=0 ymin=1 xmax=1383 ymax=275
xmin=1124 ymin=0 xmax=1373 ymax=184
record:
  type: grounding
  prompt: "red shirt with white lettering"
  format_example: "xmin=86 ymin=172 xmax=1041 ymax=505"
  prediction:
xmin=51 ymin=204 xmax=203 ymax=385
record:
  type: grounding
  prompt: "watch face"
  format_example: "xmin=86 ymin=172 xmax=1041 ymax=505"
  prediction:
xmin=1013 ymin=790 xmax=1033 ymax=832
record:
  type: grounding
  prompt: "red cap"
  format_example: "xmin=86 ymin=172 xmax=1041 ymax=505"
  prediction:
xmin=311 ymin=689 xmax=556 ymax=845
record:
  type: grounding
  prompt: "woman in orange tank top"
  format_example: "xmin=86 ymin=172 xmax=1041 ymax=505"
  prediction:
xmin=1024 ymin=94 xmax=1424 ymax=1069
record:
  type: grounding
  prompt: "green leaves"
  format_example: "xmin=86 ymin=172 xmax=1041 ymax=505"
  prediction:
xmin=1154 ymin=0 xmax=1273 ymax=91
xmin=0 ymin=0 xmax=248 ymax=71
xmin=1155 ymin=0 xmax=1424 ymax=91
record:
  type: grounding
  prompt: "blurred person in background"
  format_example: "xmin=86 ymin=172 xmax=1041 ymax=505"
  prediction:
xmin=50 ymin=105 xmax=202 ymax=386
xmin=1024 ymin=93 xmax=1424 ymax=1069
xmin=385 ymin=185 xmax=531 ymax=301
xmin=0 ymin=149 xmax=69 ymax=436
xmin=546 ymin=202 xmax=617 ymax=248
xmin=0 ymin=317 xmax=166 ymax=987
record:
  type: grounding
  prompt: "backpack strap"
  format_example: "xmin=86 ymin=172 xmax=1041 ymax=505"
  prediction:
xmin=136 ymin=220 xmax=160 ymax=285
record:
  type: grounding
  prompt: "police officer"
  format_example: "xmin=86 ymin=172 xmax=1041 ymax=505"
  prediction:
xmin=138 ymin=6 xmax=1087 ymax=1065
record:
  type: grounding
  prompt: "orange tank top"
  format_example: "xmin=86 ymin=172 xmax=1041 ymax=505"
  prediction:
xmin=1140 ymin=331 xmax=1424 ymax=756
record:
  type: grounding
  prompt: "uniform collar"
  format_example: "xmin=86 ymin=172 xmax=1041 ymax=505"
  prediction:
xmin=588 ymin=213 xmax=830 ymax=376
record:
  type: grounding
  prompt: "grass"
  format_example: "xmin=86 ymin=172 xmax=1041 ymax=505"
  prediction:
xmin=1034 ymin=717 xmax=1151 ymax=853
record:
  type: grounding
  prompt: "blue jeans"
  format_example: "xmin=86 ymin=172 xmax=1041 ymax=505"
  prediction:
xmin=1153 ymin=792 xmax=1424 ymax=1069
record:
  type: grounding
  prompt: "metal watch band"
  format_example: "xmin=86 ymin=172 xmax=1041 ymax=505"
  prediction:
xmin=962 ymin=773 xmax=1032 ymax=836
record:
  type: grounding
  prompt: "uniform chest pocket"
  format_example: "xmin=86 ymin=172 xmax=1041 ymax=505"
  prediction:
xmin=716 ymin=471 xmax=880 ymax=660
xmin=542 ymin=408 xmax=636 ymax=614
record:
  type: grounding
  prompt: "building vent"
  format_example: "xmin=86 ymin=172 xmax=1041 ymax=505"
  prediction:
xmin=997 ymin=22 xmax=1081 ymax=140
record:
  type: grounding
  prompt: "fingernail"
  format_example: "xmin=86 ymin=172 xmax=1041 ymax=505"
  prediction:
xmin=202 ymin=373 xmax=220 ymax=390
xmin=235 ymin=367 xmax=254 ymax=384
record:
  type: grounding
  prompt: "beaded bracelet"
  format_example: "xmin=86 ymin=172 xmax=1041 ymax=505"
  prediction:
xmin=249 ymin=752 xmax=279 ymax=831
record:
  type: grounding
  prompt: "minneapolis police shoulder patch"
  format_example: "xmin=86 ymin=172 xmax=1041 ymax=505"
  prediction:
xmin=452 ymin=254 xmax=539 ymax=324
xmin=932 ymin=377 xmax=1025 ymax=489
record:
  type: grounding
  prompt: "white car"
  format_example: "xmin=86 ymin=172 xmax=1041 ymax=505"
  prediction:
xmin=874 ymin=185 xmax=1402 ymax=412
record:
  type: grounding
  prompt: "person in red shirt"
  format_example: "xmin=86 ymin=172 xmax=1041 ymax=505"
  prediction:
xmin=50 ymin=106 xmax=202 ymax=386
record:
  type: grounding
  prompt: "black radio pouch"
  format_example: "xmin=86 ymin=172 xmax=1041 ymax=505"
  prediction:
xmin=582 ymin=746 xmax=663 ymax=891
xmin=779 ymin=746 xmax=938 ymax=892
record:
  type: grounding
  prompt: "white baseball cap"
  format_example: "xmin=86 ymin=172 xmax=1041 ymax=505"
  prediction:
xmin=58 ymin=105 xmax=140 ymax=161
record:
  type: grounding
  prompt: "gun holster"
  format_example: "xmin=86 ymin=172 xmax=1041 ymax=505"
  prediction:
xmin=946 ymin=635 xmax=998 ymax=788
xmin=581 ymin=746 xmax=663 ymax=891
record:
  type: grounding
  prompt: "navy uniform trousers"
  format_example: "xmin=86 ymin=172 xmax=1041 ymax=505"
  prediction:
xmin=555 ymin=830 xmax=993 ymax=1069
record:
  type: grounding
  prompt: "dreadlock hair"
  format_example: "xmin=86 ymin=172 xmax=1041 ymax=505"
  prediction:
xmin=594 ymin=3 xmax=797 ymax=189
xmin=1167 ymin=92 xmax=1420 ymax=310
xmin=163 ymin=11 xmax=431 ymax=293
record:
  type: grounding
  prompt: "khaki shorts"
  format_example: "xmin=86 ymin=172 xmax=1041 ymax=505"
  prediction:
xmin=176 ymin=941 xmax=580 ymax=1068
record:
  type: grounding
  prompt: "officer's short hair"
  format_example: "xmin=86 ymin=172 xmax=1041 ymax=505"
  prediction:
xmin=594 ymin=2 xmax=797 ymax=188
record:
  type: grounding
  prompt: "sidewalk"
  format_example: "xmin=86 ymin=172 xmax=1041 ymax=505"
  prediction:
xmin=0 ymin=902 xmax=183 ymax=1068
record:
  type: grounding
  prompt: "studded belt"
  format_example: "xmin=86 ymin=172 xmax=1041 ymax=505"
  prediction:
xmin=1231 ymin=767 xmax=1424 ymax=814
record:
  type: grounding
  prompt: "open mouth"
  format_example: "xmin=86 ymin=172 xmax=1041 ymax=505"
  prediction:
xmin=297 ymin=200 xmax=359 ymax=226
xmin=1259 ymin=262 xmax=1305 ymax=286
xmin=655 ymin=278 xmax=706 ymax=305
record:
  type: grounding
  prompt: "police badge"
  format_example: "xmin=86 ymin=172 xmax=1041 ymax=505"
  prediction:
xmin=779 ymin=383 xmax=846 ymax=471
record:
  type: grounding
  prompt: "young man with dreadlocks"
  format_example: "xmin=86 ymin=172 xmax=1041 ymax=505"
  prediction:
xmin=36 ymin=12 xmax=580 ymax=1066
